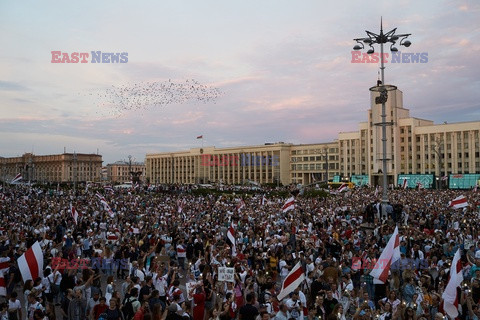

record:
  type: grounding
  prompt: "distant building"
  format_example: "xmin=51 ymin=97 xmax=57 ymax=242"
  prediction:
xmin=0 ymin=152 xmax=103 ymax=183
xmin=146 ymin=83 xmax=480 ymax=188
xmin=106 ymin=161 xmax=145 ymax=184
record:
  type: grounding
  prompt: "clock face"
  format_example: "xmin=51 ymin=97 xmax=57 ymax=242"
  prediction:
xmin=200 ymin=148 xmax=204 ymax=154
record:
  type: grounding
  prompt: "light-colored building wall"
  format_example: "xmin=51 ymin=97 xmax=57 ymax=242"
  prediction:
xmin=146 ymin=84 xmax=480 ymax=186
xmin=146 ymin=143 xmax=291 ymax=185
xmin=106 ymin=161 xmax=146 ymax=183
xmin=0 ymin=153 xmax=103 ymax=183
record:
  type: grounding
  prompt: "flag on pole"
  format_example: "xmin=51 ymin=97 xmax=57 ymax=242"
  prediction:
xmin=236 ymin=199 xmax=246 ymax=212
xmin=370 ymin=226 xmax=400 ymax=283
xmin=226 ymin=222 xmax=236 ymax=256
xmin=442 ymin=249 xmax=464 ymax=318
xmin=276 ymin=262 xmax=306 ymax=301
xmin=95 ymin=192 xmax=115 ymax=217
xmin=11 ymin=173 xmax=22 ymax=184
xmin=71 ymin=204 xmax=79 ymax=225
xmin=104 ymin=185 xmax=114 ymax=193
xmin=260 ymin=195 xmax=266 ymax=206
xmin=338 ymin=183 xmax=348 ymax=192
xmin=282 ymin=197 xmax=295 ymax=213
xmin=0 ymin=272 xmax=6 ymax=297
xmin=402 ymin=178 xmax=408 ymax=189
xmin=196 ymin=135 xmax=203 ymax=139
xmin=374 ymin=186 xmax=379 ymax=197
xmin=474 ymin=185 xmax=478 ymax=192
xmin=442 ymin=175 xmax=448 ymax=181
xmin=17 ymin=241 xmax=44 ymax=282
xmin=448 ymin=195 xmax=468 ymax=209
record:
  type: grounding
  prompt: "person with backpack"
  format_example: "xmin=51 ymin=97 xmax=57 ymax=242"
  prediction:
xmin=122 ymin=287 xmax=141 ymax=320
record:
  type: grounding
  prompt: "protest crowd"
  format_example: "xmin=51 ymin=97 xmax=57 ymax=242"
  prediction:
xmin=0 ymin=183 xmax=479 ymax=320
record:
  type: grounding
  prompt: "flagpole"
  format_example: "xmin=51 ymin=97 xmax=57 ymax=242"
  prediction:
xmin=202 ymin=136 xmax=204 ymax=148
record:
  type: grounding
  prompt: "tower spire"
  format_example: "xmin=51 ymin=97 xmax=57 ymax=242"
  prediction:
xmin=380 ymin=16 xmax=383 ymax=32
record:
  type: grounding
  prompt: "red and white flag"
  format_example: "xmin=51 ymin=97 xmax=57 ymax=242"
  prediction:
xmin=277 ymin=261 xmax=306 ymax=301
xmin=236 ymin=199 xmax=246 ymax=212
xmin=416 ymin=182 xmax=423 ymax=189
xmin=338 ymin=183 xmax=348 ymax=192
xmin=96 ymin=192 xmax=114 ymax=217
xmin=370 ymin=226 xmax=400 ymax=283
xmin=11 ymin=173 xmax=22 ymax=184
xmin=442 ymin=249 xmax=463 ymax=318
xmin=449 ymin=195 xmax=468 ymax=209
xmin=442 ymin=175 xmax=448 ymax=181
xmin=260 ymin=195 xmax=266 ymax=206
xmin=226 ymin=222 xmax=236 ymax=257
xmin=282 ymin=197 xmax=295 ymax=213
xmin=17 ymin=241 xmax=43 ymax=282
xmin=70 ymin=204 xmax=79 ymax=225
xmin=374 ymin=186 xmax=379 ymax=197
xmin=104 ymin=186 xmax=114 ymax=193
xmin=0 ymin=272 xmax=6 ymax=296
xmin=402 ymin=178 xmax=408 ymax=189
xmin=474 ymin=185 xmax=478 ymax=192
xmin=0 ymin=257 xmax=10 ymax=273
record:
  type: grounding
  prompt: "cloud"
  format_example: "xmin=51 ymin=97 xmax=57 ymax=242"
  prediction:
xmin=0 ymin=80 xmax=29 ymax=91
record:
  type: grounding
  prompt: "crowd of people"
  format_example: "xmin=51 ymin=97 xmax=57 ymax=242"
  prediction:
xmin=0 ymin=183 xmax=479 ymax=320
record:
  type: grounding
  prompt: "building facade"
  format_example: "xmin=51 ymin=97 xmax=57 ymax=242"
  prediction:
xmin=0 ymin=153 xmax=103 ymax=183
xmin=145 ymin=83 xmax=480 ymax=187
xmin=106 ymin=161 xmax=146 ymax=184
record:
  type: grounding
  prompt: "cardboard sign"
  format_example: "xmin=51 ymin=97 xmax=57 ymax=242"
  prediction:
xmin=218 ymin=267 xmax=235 ymax=282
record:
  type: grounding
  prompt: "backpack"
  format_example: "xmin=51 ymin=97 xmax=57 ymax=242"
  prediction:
xmin=122 ymin=297 xmax=137 ymax=320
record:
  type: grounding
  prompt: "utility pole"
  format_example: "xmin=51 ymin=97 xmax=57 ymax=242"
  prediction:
xmin=73 ymin=151 xmax=77 ymax=193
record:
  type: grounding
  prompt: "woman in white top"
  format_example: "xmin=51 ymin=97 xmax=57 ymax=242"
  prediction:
xmin=105 ymin=275 xmax=115 ymax=305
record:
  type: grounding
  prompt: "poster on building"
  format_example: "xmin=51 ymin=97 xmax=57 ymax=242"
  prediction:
xmin=218 ymin=267 xmax=235 ymax=282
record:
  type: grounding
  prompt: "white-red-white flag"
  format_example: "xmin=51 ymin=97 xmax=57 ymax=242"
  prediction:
xmin=0 ymin=257 xmax=10 ymax=274
xmin=370 ymin=226 xmax=400 ymax=283
xmin=260 ymin=195 xmax=266 ymax=206
xmin=282 ymin=197 xmax=295 ymax=213
xmin=11 ymin=173 xmax=22 ymax=184
xmin=96 ymin=192 xmax=114 ymax=217
xmin=402 ymin=178 xmax=408 ymax=189
xmin=474 ymin=185 xmax=478 ymax=192
xmin=226 ymin=222 xmax=236 ymax=257
xmin=70 ymin=204 xmax=79 ymax=225
xmin=17 ymin=241 xmax=43 ymax=282
xmin=236 ymin=199 xmax=246 ymax=212
xmin=449 ymin=195 xmax=468 ymax=209
xmin=0 ymin=272 xmax=6 ymax=296
xmin=338 ymin=183 xmax=348 ymax=192
xmin=442 ymin=249 xmax=463 ymax=318
xmin=277 ymin=262 xmax=306 ymax=301
xmin=374 ymin=186 xmax=379 ymax=197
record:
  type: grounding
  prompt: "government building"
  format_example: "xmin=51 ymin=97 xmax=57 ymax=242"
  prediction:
xmin=0 ymin=152 xmax=103 ymax=183
xmin=106 ymin=161 xmax=146 ymax=184
xmin=146 ymin=83 xmax=480 ymax=189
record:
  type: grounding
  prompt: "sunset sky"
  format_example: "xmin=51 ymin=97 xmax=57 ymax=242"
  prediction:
xmin=1 ymin=0 xmax=479 ymax=164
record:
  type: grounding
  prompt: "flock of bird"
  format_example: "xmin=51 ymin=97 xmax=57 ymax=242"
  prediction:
xmin=84 ymin=79 xmax=222 ymax=117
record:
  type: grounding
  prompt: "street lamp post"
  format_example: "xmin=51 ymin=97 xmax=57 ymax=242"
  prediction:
xmin=353 ymin=18 xmax=411 ymax=216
